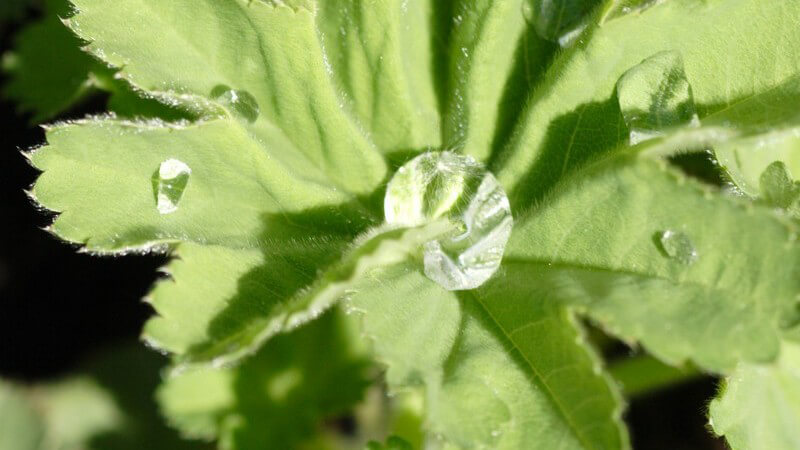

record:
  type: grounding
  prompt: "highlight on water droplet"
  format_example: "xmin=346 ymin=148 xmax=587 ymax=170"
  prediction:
xmin=211 ymin=84 xmax=260 ymax=123
xmin=384 ymin=151 xmax=513 ymax=291
xmin=616 ymin=50 xmax=699 ymax=145
xmin=527 ymin=0 xmax=595 ymax=44
xmin=153 ymin=159 xmax=191 ymax=215
xmin=657 ymin=230 xmax=698 ymax=265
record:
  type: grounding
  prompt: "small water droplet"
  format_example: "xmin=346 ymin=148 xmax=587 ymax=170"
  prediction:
xmin=384 ymin=152 xmax=513 ymax=291
xmin=658 ymin=230 xmax=698 ymax=265
xmin=211 ymin=84 xmax=260 ymax=122
xmin=153 ymin=159 xmax=191 ymax=215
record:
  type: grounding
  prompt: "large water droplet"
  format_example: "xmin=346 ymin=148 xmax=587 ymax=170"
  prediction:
xmin=211 ymin=85 xmax=260 ymax=123
xmin=385 ymin=152 xmax=513 ymax=291
xmin=617 ymin=51 xmax=699 ymax=145
xmin=658 ymin=230 xmax=698 ymax=265
xmin=153 ymin=159 xmax=191 ymax=215
xmin=759 ymin=160 xmax=800 ymax=210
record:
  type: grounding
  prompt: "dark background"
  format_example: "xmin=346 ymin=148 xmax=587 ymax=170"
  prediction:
xmin=0 ymin=7 xmax=726 ymax=450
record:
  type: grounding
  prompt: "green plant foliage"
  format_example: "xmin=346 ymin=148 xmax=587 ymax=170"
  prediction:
xmin=16 ymin=0 xmax=800 ymax=448
xmin=0 ymin=346 xmax=204 ymax=450
xmin=0 ymin=0 xmax=29 ymax=22
xmin=0 ymin=381 xmax=43 ymax=450
xmin=710 ymin=342 xmax=800 ymax=450
xmin=2 ymin=0 xmax=192 ymax=122
xmin=348 ymin=263 xmax=627 ymax=449
xmin=2 ymin=0 xmax=106 ymax=121
xmin=157 ymin=309 xmax=372 ymax=450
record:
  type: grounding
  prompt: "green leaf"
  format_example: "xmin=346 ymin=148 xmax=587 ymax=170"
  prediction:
xmin=710 ymin=341 xmax=800 ymax=450
xmin=442 ymin=0 xmax=554 ymax=162
xmin=495 ymin=0 xmax=800 ymax=208
xmin=501 ymin=152 xmax=800 ymax=372
xmin=366 ymin=436 xmax=413 ymax=450
xmin=0 ymin=346 xmax=200 ymax=450
xmin=0 ymin=381 xmax=43 ymax=450
xmin=316 ymin=0 xmax=441 ymax=154
xmin=2 ymin=0 xmax=108 ymax=121
xmin=157 ymin=308 xmax=371 ymax=450
xmin=705 ymin=75 xmax=800 ymax=203
xmin=0 ymin=0 xmax=29 ymax=22
xmin=348 ymin=264 xmax=629 ymax=449
xmin=25 ymin=0 xmax=800 ymax=448
xmin=66 ymin=0 xmax=387 ymax=194
xmin=143 ymin=221 xmax=451 ymax=366
xmin=31 ymin=119 xmax=353 ymax=252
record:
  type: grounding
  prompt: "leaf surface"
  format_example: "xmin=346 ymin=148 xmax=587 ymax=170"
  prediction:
xmin=0 ymin=381 xmax=43 ymax=450
xmin=495 ymin=0 xmax=800 ymax=208
xmin=0 ymin=346 xmax=201 ymax=450
xmin=502 ymin=151 xmax=800 ymax=371
xmin=158 ymin=309 xmax=371 ymax=450
xmin=348 ymin=264 xmax=629 ymax=449
xmin=67 ymin=0 xmax=387 ymax=193
xmin=710 ymin=341 xmax=800 ymax=450
xmin=316 ymin=0 xmax=442 ymax=154
xmin=3 ymin=0 xmax=107 ymax=121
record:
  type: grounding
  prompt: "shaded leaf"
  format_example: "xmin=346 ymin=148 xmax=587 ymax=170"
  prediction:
xmin=67 ymin=0 xmax=387 ymax=193
xmin=158 ymin=308 xmax=371 ymax=450
xmin=348 ymin=264 xmax=629 ymax=449
xmin=496 ymin=0 xmax=800 ymax=209
xmin=0 ymin=381 xmax=43 ymax=450
xmin=2 ymin=0 xmax=108 ymax=121
xmin=710 ymin=341 xmax=800 ymax=450
xmin=0 ymin=346 xmax=201 ymax=450
xmin=501 ymin=152 xmax=800 ymax=372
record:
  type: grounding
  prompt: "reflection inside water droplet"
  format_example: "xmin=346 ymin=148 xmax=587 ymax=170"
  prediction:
xmin=617 ymin=51 xmax=699 ymax=145
xmin=658 ymin=230 xmax=698 ymax=265
xmin=384 ymin=152 xmax=513 ymax=291
xmin=211 ymin=84 xmax=260 ymax=123
xmin=153 ymin=159 xmax=191 ymax=215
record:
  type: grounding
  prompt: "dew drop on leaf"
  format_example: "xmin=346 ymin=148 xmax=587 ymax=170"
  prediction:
xmin=153 ymin=158 xmax=191 ymax=215
xmin=527 ymin=0 xmax=595 ymax=44
xmin=384 ymin=151 xmax=513 ymax=291
xmin=616 ymin=50 xmax=699 ymax=145
xmin=211 ymin=84 xmax=260 ymax=123
xmin=658 ymin=230 xmax=698 ymax=265
xmin=759 ymin=160 xmax=800 ymax=210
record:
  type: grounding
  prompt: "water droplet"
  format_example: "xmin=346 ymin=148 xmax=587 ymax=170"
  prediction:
xmin=153 ymin=159 xmax=191 ymax=215
xmin=384 ymin=152 xmax=513 ymax=291
xmin=759 ymin=160 xmax=800 ymax=210
xmin=528 ymin=0 xmax=594 ymax=43
xmin=210 ymin=84 xmax=260 ymax=123
xmin=658 ymin=230 xmax=698 ymax=265
xmin=617 ymin=51 xmax=699 ymax=145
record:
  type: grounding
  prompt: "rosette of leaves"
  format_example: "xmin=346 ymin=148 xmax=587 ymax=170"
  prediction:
xmin=15 ymin=0 xmax=800 ymax=448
